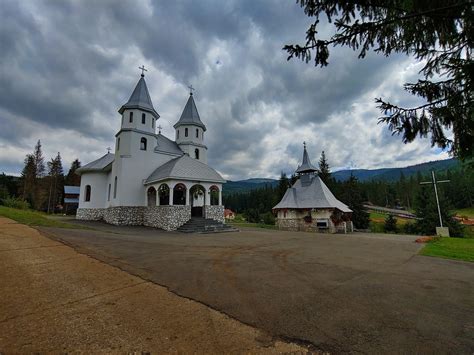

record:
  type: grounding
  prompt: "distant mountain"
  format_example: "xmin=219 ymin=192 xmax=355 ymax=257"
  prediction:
xmin=223 ymin=179 xmax=278 ymax=194
xmin=223 ymin=158 xmax=459 ymax=194
xmin=332 ymin=158 xmax=458 ymax=182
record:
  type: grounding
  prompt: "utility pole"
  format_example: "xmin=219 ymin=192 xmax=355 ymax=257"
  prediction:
xmin=420 ymin=171 xmax=450 ymax=236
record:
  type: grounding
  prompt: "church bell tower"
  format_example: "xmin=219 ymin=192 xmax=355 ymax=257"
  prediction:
xmin=174 ymin=87 xmax=208 ymax=163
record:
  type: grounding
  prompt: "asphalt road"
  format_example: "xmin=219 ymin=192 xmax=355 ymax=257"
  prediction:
xmin=42 ymin=221 xmax=474 ymax=354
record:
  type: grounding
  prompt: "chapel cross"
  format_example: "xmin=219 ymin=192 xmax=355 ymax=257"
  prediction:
xmin=106 ymin=147 xmax=111 ymax=153
xmin=158 ymin=125 xmax=162 ymax=134
xmin=420 ymin=170 xmax=450 ymax=228
xmin=188 ymin=84 xmax=195 ymax=95
xmin=139 ymin=65 xmax=147 ymax=76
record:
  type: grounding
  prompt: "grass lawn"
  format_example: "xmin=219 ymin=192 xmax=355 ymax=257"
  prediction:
xmin=0 ymin=206 xmax=88 ymax=229
xmin=420 ymin=237 xmax=474 ymax=262
xmin=455 ymin=207 xmax=474 ymax=219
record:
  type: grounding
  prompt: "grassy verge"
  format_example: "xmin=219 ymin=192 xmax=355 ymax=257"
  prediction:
xmin=420 ymin=237 xmax=474 ymax=262
xmin=0 ymin=206 xmax=88 ymax=229
xmin=228 ymin=221 xmax=278 ymax=230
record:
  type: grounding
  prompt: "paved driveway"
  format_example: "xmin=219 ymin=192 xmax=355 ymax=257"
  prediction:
xmin=41 ymin=222 xmax=474 ymax=354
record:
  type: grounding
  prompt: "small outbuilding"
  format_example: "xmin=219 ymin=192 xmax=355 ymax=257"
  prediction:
xmin=273 ymin=144 xmax=353 ymax=233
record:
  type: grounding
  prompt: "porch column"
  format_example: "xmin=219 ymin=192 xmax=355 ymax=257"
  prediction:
xmin=169 ymin=187 xmax=174 ymax=206
xmin=218 ymin=190 xmax=222 ymax=206
xmin=185 ymin=188 xmax=190 ymax=205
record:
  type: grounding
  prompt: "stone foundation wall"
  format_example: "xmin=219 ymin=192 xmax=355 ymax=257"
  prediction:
xmin=204 ymin=205 xmax=224 ymax=223
xmin=144 ymin=205 xmax=191 ymax=231
xmin=104 ymin=206 xmax=145 ymax=226
xmin=76 ymin=208 xmax=105 ymax=221
xmin=276 ymin=218 xmax=337 ymax=233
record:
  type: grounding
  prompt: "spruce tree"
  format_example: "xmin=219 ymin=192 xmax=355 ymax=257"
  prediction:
xmin=384 ymin=214 xmax=398 ymax=233
xmin=65 ymin=159 xmax=81 ymax=186
xmin=318 ymin=151 xmax=331 ymax=184
xmin=340 ymin=175 xmax=370 ymax=229
xmin=277 ymin=172 xmax=290 ymax=200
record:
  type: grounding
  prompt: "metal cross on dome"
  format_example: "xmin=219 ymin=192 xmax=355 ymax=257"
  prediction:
xmin=139 ymin=65 xmax=147 ymax=76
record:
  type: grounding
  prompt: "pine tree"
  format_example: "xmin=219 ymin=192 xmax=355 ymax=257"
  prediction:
xmin=65 ymin=159 xmax=81 ymax=186
xmin=21 ymin=154 xmax=36 ymax=205
xmin=277 ymin=172 xmax=290 ymax=200
xmin=339 ymin=175 xmax=370 ymax=229
xmin=47 ymin=153 xmax=65 ymax=213
xmin=318 ymin=151 xmax=331 ymax=184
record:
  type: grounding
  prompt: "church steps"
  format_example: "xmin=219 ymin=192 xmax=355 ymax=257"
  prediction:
xmin=178 ymin=217 xmax=239 ymax=234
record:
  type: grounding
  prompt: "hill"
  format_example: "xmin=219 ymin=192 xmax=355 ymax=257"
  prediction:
xmin=332 ymin=158 xmax=458 ymax=182
xmin=223 ymin=158 xmax=459 ymax=194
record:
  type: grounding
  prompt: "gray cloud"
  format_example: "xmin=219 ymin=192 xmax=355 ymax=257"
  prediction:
xmin=0 ymin=0 xmax=446 ymax=178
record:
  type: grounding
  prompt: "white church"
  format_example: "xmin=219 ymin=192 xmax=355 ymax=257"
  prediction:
xmin=76 ymin=69 xmax=226 ymax=231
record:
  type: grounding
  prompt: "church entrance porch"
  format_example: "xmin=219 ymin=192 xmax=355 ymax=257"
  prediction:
xmin=190 ymin=184 xmax=205 ymax=217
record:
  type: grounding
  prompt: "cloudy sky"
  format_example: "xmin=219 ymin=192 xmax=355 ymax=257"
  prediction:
xmin=0 ymin=0 xmax=449 ymax=180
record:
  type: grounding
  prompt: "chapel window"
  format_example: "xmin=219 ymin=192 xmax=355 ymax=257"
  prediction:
xmin=195 ymin=148 xmax=199 ymax=160
xmin=152 ymin=118 xmax=155 ymax=128
xmin=177 ymin=130 xmax=180 ymax=139
xmin=140 ymin=137 xmax=147 ymax=151
xmin=185 ymin=128 xmax=188 ymax=137
xmin=107 ymin=184 xmax=111 ymax=201
xmin=85 ymin=185 xmax=91 ymax=202
xmin=196 ymin=129 xmax=199 ymax=138
xmin=142 ymin=113 xmax=146 ymax=124
xmin=129 ymin=112 xmax=133 ymax=123
xmin=117 ymin=138 xmax=120 ymax=151
xmin=113 ymin=177 xmax=118 ymax=198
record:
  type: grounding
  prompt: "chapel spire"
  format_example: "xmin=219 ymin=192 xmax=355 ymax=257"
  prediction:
xmin=295 ymin=142 xmax=318 ymax=174
xmin=173 ymin=91 xmax=206 ymax=131
xmin=118 ymin=69 xmax=159 ymax=119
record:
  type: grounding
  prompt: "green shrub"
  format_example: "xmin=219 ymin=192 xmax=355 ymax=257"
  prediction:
xmin=384 ymin=214 xmax=398 ymax=233
xmin=262 ymin=212 xmax=275 ymax=225
xmin=1 ymin=197 xmax=30 ymax=210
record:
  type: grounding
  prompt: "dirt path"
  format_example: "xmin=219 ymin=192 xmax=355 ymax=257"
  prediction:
xmin=0 ymin=217 xmax=308 ymax=353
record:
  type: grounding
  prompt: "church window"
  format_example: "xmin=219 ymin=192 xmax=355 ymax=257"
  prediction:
xmin=140 ymin=137 xmax=147 ymax=150
xmin=210 ymin=185 xmax=219 ymax=206
xmin=108 ymin=184 xmax=111 ymax=201
xmin=142 ymin=113 xmax=146 ymax=124
xmin=152 ymin=118 xmax=155 ymax=128
xmin=158 ymin=184 xmax=170 ymax=205
xmin=173 ymin=183 xmax=187 ymax=205
xmin=147 ymin=186 xmax=157 ymax=207
xmin=117 ymin=138 xmax=120 ymax=151
xmin=85 ymin=185 xmax=91 ymax=202
xmin=196 ymin=129 xmax=199 ymax=138
xmin=177 ymin=130 xmax=179 ymax=139
xmin=185 ymin=128 xmax=188 ymax=137
xmin=129 ymin=112 xmax=133 ymax=123
xmin=113 ymin=176 xmax=118 ymax=198
xmin=195 ymin=148 xmax=199 ymax=160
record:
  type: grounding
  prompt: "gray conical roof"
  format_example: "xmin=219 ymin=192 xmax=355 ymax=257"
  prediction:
xmin=295 ymin=144 xmax=318 ymax=173
xmin=118 ymin=75 xmax=160 ymax=118
xmin=173 ymin=94 xmax=206 ymax=131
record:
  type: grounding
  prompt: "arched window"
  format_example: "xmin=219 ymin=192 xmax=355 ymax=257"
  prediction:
xmin=185 ymin=128 xmax=188 ymax=137
xmin=196 ymin=128 xmax=199 ymax=138
xmin=173 ymin=183 xmax=187 ymax=205
xmin=147 ymin=187 xmax=157 ymax=207
xmin=210 ymin=185 xmax=219 ymax=205
xmin=140 ymin=137 xmax=147 ymax=150
xmin=142 ymin=113 xmax=146 ymax=124
xmin=158 ymin=184 xmax=170 ymax=205
xmin=113 ymin=176 xmax=118 ymax=198
xmin=129 ymin=112 xmax=133 ymax=123
xmin=85 ymin=185 xmax=91 ymax=202
xmin=195 ymin=148 xmax=199 ymax=160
